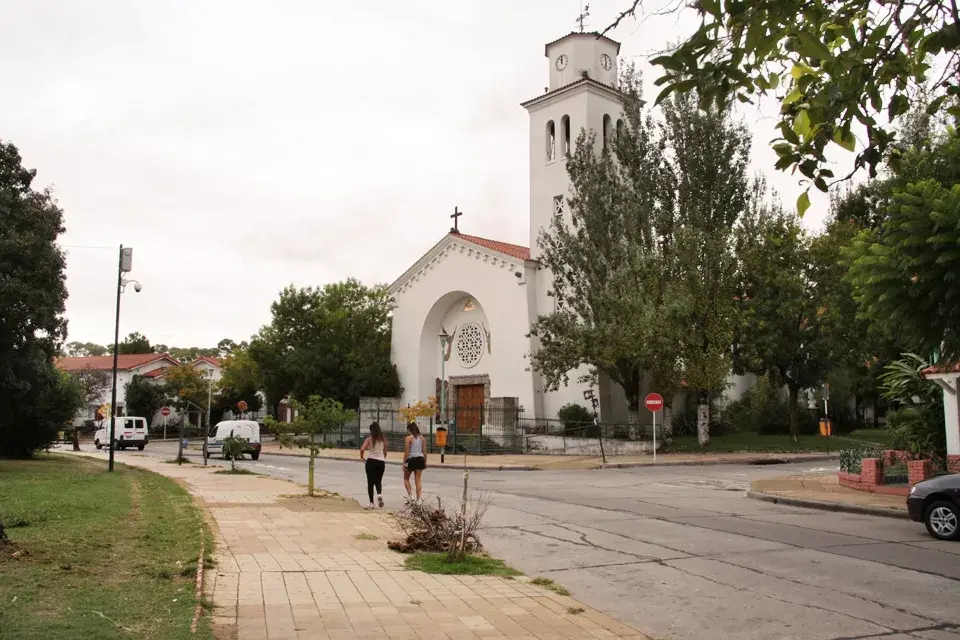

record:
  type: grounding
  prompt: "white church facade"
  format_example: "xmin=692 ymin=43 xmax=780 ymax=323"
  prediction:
xmin=388 ymin=31 xmax=644 ymax=425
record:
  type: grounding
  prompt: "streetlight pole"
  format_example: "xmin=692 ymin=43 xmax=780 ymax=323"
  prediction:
xmin=203 ymin=371 xmax=212 ymax=466
xmin=108 ymin=246 xmax=135 ymax=472
xmin=438 ymin=328 xmax=450 ymax=463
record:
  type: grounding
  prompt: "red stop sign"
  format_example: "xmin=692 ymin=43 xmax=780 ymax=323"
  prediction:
xmin=644 ymin=393 xmax=664 ymax=412
xmin=161 ymin=407 xmax=171 ymax=417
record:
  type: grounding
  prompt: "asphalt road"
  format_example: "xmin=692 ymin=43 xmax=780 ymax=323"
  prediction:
xmin=99 ymin=442 xmax=959 ymax=640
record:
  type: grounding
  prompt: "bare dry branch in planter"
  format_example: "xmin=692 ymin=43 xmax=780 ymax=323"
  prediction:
xmin=388 ymin=493 xmax=491 ymax=556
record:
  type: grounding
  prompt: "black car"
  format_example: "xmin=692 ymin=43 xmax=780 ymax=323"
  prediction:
xmin=907 ymin=473 xmax=960 ymax=541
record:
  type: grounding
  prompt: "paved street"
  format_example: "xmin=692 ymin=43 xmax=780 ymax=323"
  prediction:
xmin=101 ymin=442 xmax=959 ymax=640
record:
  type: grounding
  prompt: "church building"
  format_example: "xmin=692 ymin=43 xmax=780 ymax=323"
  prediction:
xmin=388 ymin=30 xmax=631 ymax=424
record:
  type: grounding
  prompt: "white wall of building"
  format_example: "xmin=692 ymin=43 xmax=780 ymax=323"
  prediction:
xmin=390 ymin=237 xmax=537 ymax=415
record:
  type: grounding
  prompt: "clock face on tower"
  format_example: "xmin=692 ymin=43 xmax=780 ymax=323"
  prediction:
xmin=555 ymin=54 xmax=568 ymax=71
xmin=600 ymin=54 xmax=612 ymax=71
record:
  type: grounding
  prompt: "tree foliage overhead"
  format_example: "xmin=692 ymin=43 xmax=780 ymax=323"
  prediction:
xmin=608 ymin=0 xmax=959 ymax=213
xmin=249 ymin=279 xmax=401 ymax=411
xmin=0 ymin=140 xmax=79 ymax=457
xmin=64 ymin=341 xmax=109 ymax=357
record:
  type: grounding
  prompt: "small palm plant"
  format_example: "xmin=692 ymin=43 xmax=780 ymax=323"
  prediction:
xmin=266 ymin=396 xmax=356 ymax=496
xmin=221 ymin=435 xmax=248 ymax=471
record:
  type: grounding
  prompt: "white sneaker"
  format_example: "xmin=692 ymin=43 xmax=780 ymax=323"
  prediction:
xmin=365 ymin=503 xmax=375 ymax=510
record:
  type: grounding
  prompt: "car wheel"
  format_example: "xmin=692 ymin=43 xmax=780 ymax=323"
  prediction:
xmin=250 ymin=452 xmax=260 ymax=461
xmin=137 ymin=444 xmax=145 ymax=451
xmin=924 ymin=500 xmax=960 ymax=541
xmin=95 ymin=440 xmax=102 ymax=450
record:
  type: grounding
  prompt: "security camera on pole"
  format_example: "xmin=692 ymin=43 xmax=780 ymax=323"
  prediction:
xmin=108 ymin=246 xmax=142 ymax=472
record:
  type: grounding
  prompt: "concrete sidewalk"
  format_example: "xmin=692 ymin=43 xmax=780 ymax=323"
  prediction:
xmin=68 ymin=452 xmax=648 ymax=640
xmin=749 ymin=474 xmax=908 ymax=518
xmin=259 ymin=443 xmax=836 ymax=471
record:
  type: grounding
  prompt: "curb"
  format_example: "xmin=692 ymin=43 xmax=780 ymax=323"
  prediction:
xmin=746 ymin=490 xmax=908 ymax=520
xmin=256 ymin=452 xmax=837 ymax=472
xmin=260 ymin=451 xmax=538 ymax=472
xmin=599 ymin=454 xmax=838 ymax=470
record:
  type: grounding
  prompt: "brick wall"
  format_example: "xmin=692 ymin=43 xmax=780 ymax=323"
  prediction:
xmin=838 ymin=451 xmax=939 ymax=497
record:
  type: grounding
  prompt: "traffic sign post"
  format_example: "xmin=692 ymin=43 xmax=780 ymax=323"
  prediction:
xmin=645 ymin=393 xmax=664 ymax=463
xmin=161 ymin=406 xmax=170 ymax=440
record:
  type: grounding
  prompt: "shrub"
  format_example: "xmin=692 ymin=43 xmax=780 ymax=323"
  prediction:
xmin=839 ymin=446 xmax=883 ymax=474
xmin=718 ymin=376 xmax=818 ymax=435
xmin=888 ymin=405 xmax=946 ymax=459
xmin=557 ymin=403 xmax=598 ymax=437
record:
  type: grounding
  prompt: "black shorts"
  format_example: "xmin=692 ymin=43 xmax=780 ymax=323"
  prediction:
xmin=405 ymin=456 xmax=426 ymax=471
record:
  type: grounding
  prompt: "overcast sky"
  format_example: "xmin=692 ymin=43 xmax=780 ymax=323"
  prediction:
xmin=2 ymin=0 xmax=837 ymax=348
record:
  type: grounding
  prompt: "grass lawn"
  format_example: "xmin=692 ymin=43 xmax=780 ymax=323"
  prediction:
xmin=404 ymin=553 xmax=521 ymax=576
xmin=0 ymin=455 xmax=212 ymax=640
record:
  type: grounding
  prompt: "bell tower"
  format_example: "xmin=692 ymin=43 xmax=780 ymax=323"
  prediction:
xmin=522 ymin=31 xmax=624 ymax=420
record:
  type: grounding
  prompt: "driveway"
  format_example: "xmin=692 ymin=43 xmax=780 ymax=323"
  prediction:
xmin=107 ymin=442 xmax=960 ymax=640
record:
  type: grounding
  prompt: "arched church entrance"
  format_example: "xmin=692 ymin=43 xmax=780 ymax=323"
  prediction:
xmin=418 ymin=291 xmax=493 ymax=434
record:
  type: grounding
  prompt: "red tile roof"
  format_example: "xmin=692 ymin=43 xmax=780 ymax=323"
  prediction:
xmin=922 ymin=362 xmax=960 ymax=376
xmin=56 ymin=353 xmax=179 ymax=372
xmin=141 ymin=368 xmax=169 ymax=378
xmin=193 ymin=356 xmax=221 ymax=367
xmin=454 ymin=232 xmax=531 ymax=261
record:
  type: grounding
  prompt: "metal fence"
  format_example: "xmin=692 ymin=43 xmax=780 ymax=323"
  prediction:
xmin=310 ymin=407 xmax=665 ymax=456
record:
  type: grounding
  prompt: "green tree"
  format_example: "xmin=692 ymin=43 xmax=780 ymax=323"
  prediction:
xmin=845 ymin=127 xmax=960 ymax=360
xmin=660 ymin=90 xmax=751 ymax=444
xmin=162 ymin=365 xmax=209 ymax=427
xmin=216 ymin=349 xmax=263 ymax=415
xmin=530 ymin=69 xmax=688 ymax=428
xmin=249 ymin=279 xmax=401 ymax=413
xmin=0 ymin=141 xmax=78 ymax=458
xmin=733 ymin=196 xmax=853 ymax=441
xmin=118 ymin=331 xmax=154 ymax=355
xmin=64 ymin=341 xmax=109 ymax=357
xmin=267 ymin=396 xmax=356 ymax=496
xmin=607 ymin=0 xmax=959 ymax=212
xmin=125 ymin=375 xmax=166 ymax=426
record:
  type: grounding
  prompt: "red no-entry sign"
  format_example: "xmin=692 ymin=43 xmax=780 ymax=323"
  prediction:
xmin=161 ymin=407 xmax=171 ymax=417
xmin=644 ymin=393 xmax=664 ymax=412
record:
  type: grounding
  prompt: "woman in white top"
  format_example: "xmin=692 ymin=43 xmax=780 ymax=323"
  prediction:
xmin=360 ymin=422 xmax=387 ymax=509
xmin=403 ymin=422 xmax=427 ymax=501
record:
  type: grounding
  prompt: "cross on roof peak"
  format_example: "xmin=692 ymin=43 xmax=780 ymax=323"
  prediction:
xmin=450 ymin=206 xmax=463 ymax=233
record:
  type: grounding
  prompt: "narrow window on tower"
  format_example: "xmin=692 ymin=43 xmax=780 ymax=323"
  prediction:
xmin=546 ymin=120 xmax=556 ymax=162
xmin=561 ymin=115 xmax=571 ymax=156
xmin=616 ymin=118 xmax=625 ymax=138
xmin=553 ymin=195 xmax=564 ymax=216
xmin=603 ymin=114 xmax=612 ymax=150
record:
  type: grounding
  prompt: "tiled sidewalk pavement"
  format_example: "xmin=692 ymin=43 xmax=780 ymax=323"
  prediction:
xmin=74 ymin=453 xmax=648 ymax=640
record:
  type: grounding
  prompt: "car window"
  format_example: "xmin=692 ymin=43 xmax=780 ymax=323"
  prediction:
xmin=124 ymin=418 xmax=134 ymax=429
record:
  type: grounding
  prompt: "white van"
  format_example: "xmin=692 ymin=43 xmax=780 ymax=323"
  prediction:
xmin=205 ymin=420 xmax=261 ymax=460
xmin=94 ymin=417 xmax=149 ymax=451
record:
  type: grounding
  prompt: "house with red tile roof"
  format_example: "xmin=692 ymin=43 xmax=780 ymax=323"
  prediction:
xmin=56 ymin=353 xmax=181 ymax=425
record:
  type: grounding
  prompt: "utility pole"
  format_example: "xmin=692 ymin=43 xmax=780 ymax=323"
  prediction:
xmin=203 ymin=371 xmax=212 ymax=466
xmin=108 ymin=246 xmax=134 ymax=472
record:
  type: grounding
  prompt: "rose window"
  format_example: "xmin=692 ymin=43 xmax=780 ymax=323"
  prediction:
xmin=456 ymin=323 xmax=484 ymax=368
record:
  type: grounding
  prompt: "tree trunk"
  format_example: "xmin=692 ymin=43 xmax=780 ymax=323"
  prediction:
xmin=696 ymin=393 xmax=710 ymax=446
xmin=788 ymin=385 xmax=800 ymax=443
xmin=71 ymin=429 xmax=80 ymax=451
xmin=662 ymin=404 xmax=673 ymax=438
xmin=627 ymin=407 xmax=640 ymax=431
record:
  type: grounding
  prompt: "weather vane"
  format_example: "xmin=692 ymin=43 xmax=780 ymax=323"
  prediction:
xmin=576 ymin=2 xmax=590 ymax=33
